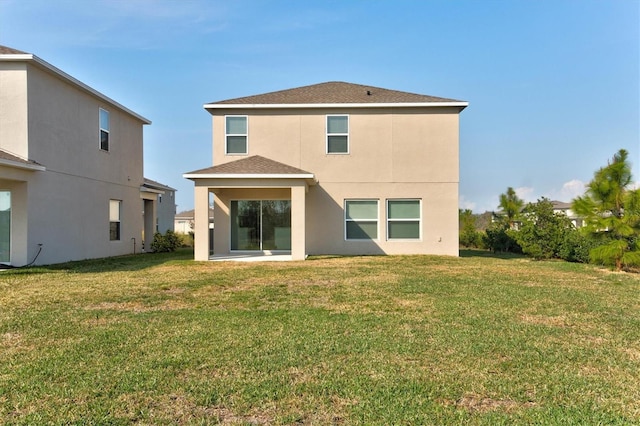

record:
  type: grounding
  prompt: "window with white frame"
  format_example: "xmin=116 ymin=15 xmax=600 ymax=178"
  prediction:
xmin=387 ymin=199 xmax=421 ymax=240
xmin=226 ymin=115 xmax=248 ymax=154
xmin=109 ymin=199 xmax=121 ymax=241
xmin=327 ymin=115 xmax=349 ymax=154
xmin=99 ymin=108 xmax=110 ymax=151
xmin=345 ymin=199 xmax=378 ymax=240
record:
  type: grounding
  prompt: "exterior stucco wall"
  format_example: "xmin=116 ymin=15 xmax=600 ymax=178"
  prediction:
xmin=305 ymin=182 xmax=459 ymax=256
xmin=156 ymin=190 xmax=176 ymax=233
xmin=0 ymin=62 xmax=29 ymax=158
xmin=0 ymin=60 xmax=147 ymax=266
xmin=25 ymin=171 xmax=142 ymax=264
xmin=211 ymin=108 xmax=459 ymax=185
xmin=26 ymin=64 xmax=144 ymax=186
xmin=207 ymin=106 xmax=461 ymax=257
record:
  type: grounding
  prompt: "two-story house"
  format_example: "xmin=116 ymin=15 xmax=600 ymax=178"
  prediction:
xmin=0 ymin=45 xmax=170 ymax=266
xmin=185 ymin=82 xmax=467 ymax=261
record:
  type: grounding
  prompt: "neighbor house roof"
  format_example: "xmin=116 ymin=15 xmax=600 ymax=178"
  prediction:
xmin=0 ymin=46 xmax=27 ymax=54
xmin=0 ymin=149 xmax=45 ymax=171
xmin=142 ymin=178 xmax=176 ymax=193
xmin=0 ymin=45 xmax=151 ymax=124
xmin=205 ymin=81 xmax=468 ymax=110
xmin=184 ymin=155 xmax=314 ymax=179
xmin=175 ymin=209 xmax=214 ymax=220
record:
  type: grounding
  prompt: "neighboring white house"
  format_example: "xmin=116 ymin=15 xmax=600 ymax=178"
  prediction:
xmin=174 ymin=208 xmax=214 ymax=234
xmin=551 ymin=200 xmax=584 ymax=228
xmin=0 ymin=45 xmax=169 ymax=266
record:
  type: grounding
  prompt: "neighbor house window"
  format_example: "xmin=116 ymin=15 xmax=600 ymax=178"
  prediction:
xmin=345 ymin=199 xmax=378 ymax=240
xmin=99 ymin=108 xmax=110 ymax=151
xmin=387 ymin=199 xmax=421 ymax=240
xmin=109 ymin=199 xmax=121 ymax=241
xmin=226 ymin=115 xmax=248 ymax=154
xmin=0 ymin=191 xmax=10 ymax=263
xmin=327 ymin=115 xmax=349 ymax=154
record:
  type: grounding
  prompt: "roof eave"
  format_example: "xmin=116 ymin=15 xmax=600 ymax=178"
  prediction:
xmin=0 ymin=53 xmax=152 ymax=124
xmin=183 ymin=173 xmax=315 ymax=180
xmin=0 ymin=158 xmax=46 ymax=171
xmin=204 ymin=102 xmax=469 ymax=110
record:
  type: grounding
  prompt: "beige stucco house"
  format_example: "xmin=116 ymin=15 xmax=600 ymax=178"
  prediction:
xmin=185 ymin=82 xmax=467 ymax=261
xmin=0 ymin=45 xmax=169 ymax=266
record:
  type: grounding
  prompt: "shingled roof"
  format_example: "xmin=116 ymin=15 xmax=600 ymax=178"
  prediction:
xmin=207 ymin=81 xmax=466 ymax=106
xmin=184 ymin=155 xmax=313 ymax=177
xmin=0 ymin=45 xmax=27 ymax=55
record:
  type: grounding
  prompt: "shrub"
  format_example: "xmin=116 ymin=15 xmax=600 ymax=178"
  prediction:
xmin=558 ymin=231 xmax=597 ymax=263
xmin=514 ymin=198 xmax=574 ymax=260
xmin=459 ymin=209 xmax=484 ymax=248
xmin=150 ymin=230 xmax=180 ymax=253
xmin=483 ymin=221 xmax=521 ymax=253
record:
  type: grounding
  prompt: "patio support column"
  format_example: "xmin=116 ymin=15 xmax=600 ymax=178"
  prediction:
xmin=194 ymin=184 xmax=210 ymax=261
xmin=291 ymin=184 xmax=306 ymax=260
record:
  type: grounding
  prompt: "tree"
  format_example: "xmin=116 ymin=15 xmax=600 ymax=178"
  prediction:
xmin=514 ymin=198 xmax=574 ymax=260
xmin=572 ymin=149 xmax=640 ymax=270
xmin=499 ymin=187 xmax=524 ymax=227
xmin=484 ymin=187 xmax=524 ymax=253
xmin=459 ymin=209 xmax=482 ymax=248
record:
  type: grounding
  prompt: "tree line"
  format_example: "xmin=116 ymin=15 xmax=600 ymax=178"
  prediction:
xmin=460 ymin=149 xmax=640 ymax=271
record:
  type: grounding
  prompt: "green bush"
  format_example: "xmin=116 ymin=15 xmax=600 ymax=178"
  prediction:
xmin=558 ymin=231 xmax=597 ymax=263
xmin=483 ymin=221 xmax=521 ymax=253
xmin=514 ymin=199 xmax=574 ymax=260
xmin=150 ymin=230 xmax=180 ymax=253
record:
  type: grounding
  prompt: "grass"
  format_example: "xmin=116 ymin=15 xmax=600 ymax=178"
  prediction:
xmin=1 ymin=249 xmax=639 ymax=425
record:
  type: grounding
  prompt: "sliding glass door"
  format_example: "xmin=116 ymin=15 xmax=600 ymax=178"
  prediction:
xmin=0 ymin=191 xmax=10 ymax=263
xmin=231 ymin=200 xmax=291 ymax=251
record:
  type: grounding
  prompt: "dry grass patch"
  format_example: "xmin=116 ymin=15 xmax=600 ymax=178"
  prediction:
xmin=443 ymin=394 xmax=537 ymax=413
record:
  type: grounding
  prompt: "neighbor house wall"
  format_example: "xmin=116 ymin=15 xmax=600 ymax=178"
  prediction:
xmin=0 ymin=60 xmax=147 ymax=266
xmin=0 ymin=62 xmax=29 ymax=158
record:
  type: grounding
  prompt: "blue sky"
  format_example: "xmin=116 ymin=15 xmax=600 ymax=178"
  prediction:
xmin=1 ymin=0 xmax=638 ymax=213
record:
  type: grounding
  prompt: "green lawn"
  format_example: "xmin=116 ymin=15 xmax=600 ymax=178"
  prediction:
xmin=1 ymin=250 xmax=639 ymax=425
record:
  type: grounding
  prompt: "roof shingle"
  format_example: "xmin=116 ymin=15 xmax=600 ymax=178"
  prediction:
xmin=0 ymin=45 xmax=28 ymax=55
xmin=209 ymin=81 xmax=464 ymax=105
xmin=185 ymin=155 xmax=312 ymax=176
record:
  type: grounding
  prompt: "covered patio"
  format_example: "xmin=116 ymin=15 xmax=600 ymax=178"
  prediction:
xmin=184 ymin=156 xmax=316 ymax=261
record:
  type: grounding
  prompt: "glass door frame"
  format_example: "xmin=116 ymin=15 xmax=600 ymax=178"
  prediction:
xmin=230 ymin=199 xmax=291 ymax=253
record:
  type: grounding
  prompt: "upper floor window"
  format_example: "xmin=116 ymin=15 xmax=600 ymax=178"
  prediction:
xmin=345 ymin=199 xmax=378 ymax=240
xmin=327 ymin=115 xmax=349 ymax=154
xmin=387 ymin=199 xmax=421 ymax=240
xmin=99 ymin=108 xmax=110 ymax=151
xmin=226 ymin=115 xmax=248 ymax=155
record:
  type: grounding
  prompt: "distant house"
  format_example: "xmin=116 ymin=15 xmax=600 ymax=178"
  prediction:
xmin=142 ymin=178 xmax=177 ymax=238
xmin=185 ymin=81 xmax=467 ymax=260
xmin=551 ymin=200 xmax=584 ymax=228
xmin=0 ymin=45 xmax=167 ymax=266
xmin=492 ymin=200 xmax=584 ymax=229
xmin=174 ymin=208 xmax=214 ymax=234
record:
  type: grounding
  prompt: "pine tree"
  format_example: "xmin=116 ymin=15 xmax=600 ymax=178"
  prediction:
xmin=572 ymin=149 xmax=640 ymax=270
xmin=499 ymin=187 xmax=524 ymax=228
